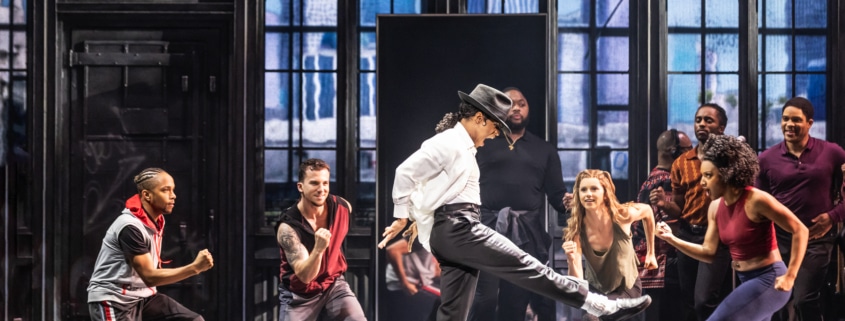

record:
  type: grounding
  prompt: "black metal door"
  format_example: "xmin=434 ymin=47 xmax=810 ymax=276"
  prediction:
xmin=63 ymin=30 xmax=222 ymax=319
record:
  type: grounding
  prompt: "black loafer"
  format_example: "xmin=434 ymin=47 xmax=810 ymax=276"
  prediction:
xmin=599 ymin=295 xmax=651 ymax=321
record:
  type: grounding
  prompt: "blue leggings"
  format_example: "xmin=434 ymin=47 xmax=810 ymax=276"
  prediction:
xmin=707 ymin=261 xmax=790 ymax=321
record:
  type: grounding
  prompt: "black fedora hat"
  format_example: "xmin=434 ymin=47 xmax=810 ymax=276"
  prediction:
xmin=457 ymin=84 xmax=512 ymax=137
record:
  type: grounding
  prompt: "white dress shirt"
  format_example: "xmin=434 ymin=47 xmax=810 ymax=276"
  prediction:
xmin=392 ymin=122 xmax=482 ymax=251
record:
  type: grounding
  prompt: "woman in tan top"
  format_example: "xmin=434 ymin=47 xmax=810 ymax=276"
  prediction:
xmin=563 ymin=170 xmax=658 ymax=309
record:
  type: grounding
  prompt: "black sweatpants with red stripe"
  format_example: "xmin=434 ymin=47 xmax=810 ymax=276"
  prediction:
xmin=89 ymin=293 xmax=203 ymax=321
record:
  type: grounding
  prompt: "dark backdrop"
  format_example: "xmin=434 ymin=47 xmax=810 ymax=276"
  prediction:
xmin=375 ymin=14 xmax=547 ymax=320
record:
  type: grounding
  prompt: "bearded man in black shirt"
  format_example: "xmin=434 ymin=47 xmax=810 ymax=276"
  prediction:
xmin=469 ymin=87 xmax=568 ymax=321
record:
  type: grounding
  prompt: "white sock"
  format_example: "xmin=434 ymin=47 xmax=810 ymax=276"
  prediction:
xmin=581 ymin=292 xmax=617 ymax=316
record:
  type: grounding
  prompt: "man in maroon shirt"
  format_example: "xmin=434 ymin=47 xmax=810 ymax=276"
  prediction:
xmin=756 ymin=97 xmax=845 ymax=321
xmin=275 ymin=158 xmax=366 ymax=321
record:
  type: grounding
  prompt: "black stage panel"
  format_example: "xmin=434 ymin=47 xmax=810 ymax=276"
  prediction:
xmin=376 ymin=14 xmax=547 ymax=320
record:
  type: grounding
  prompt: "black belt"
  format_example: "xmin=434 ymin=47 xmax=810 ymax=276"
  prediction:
xmin=680 ymin=220 xmax=707 ymax=235
xmin=435 ymin=203 xmax=479 ymax=214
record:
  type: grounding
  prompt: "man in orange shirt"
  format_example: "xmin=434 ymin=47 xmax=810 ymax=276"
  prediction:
xmin=649 ymin=104 xmax=732 ymax=321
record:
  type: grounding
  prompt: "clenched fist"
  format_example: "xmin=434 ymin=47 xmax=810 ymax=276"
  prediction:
xmin=562 ymin=240 xmax=578 ymax=258
xmin=649 ymin=186 xmax=667 ymax=208
xmin=193 ymin=249 xmax=214 ymax=273
xmin=314 ymin=228 xmax=332 ymax=253
xmin=655 ymin=221 xmax=674 ymax=240
xmin=563 ymin=193 xmax=574 ymax=211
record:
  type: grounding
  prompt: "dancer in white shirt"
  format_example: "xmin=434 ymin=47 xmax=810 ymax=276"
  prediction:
xmin=378 ymin=84 xmax=651 ymax=321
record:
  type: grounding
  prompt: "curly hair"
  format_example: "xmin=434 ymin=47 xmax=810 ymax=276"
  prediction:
xmin=700 ymin=134 xmax=759 ymax=188
xmin=435 ymin=101 xmax=482 ymax=133
xmin=562 ymin=169 xmax=633 ymax=241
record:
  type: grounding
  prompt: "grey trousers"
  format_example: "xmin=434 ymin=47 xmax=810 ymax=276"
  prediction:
xmin=278 ymin=277 xmax=366 ymax=321
xmin=429 ymin=203 xmax=589 ymax=321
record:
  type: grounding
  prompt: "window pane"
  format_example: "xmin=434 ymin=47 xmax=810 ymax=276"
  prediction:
xmin=764 ymin=35 xmax=791 ymax=71
xmin=559 ymin=151 xmax=588 ymax=183
xmin=765 ymin=0 xmax=791 ymax=28
xmin=395 ymin=0 xmax=422 ymax=13
xmin=558 ymin=0 xmax=588 ymax=27
xmin=359 ymin=72 xmax=376 ymax=148
xmin=301 ymin=32 xmax=337 ymax=71
xmin=265 ymin=150 xmax=297 ymax=216
xmin=359 ymin=150 xmax=376 ymax=183
xmin=668 ymin=34 xmax=701 ymax=72
xmin=357 ymin=151 xmax=377 ymax=227
xmin=558 ymin=151 xmax=587 ymax=182
xmin=266 ymin=0 xmax=291 ymax=26
xmin=758 ymin=34 xmax=762 ymax=70
xmin=505 ymin=0 xmax=538 ymax=13
xmin=359 ymin=0 xmax=389 ymax=27
xmin=468 ymin=0 xmax=485 ymax=13
xmin=266 ymin=33 xmax=290 ymax=70
xmin=795 ymin=36 xmax=825 ymax=71
xmin=668 ymin=0 xmax=701 ymax=27
xmin=265 ymin=149 xmax=290 ymax=183
xmin=705 ymin=0 xmax=738 ymax=27
xmin=609 ymin=151 xmax=628 ymax=179
xmin=597 ymin=74 xmax=628 ymax=105
xmin=292 ymin=72 xmax=302 ymax=143
xmin=795 ymin=0 xmax=826 ymax=28
xmin=597 ymin=37 xmax=629 ymax=71
xmin=597 ymin=0 xmax=629 ymax=27
xmin=558 ymin=73 xmax=590 ymax=149
xmin=763 ymin=74 xmax=790 ymax=148
xmin=796 ymin=73 xmax=826 ymax=125
xmin=293 ymin=33 xmax=302 ymax=70
xmin=711 ymin=74 xmax=739 ymax=136
xmin=667 ymin=74 xmax=700 ymax=135
xmin=304 ymin=0 xmax=337 ymax=26
xmin=11 ymin=32 xmax=22 ymax=69
xmin=705 ymin=34 xmax=738 ymax=72
xmin=266 ymin=73 xmax=290 ymax=147
xmin=558 ymin=33 xmax=588 ymax=71
xmin=360 ymin=32 xmax=376 ymax=71
xmin=598 ymin=111 xmax=628 ymax=149
xmin=301 ymin=72 xmax=337 ymax=147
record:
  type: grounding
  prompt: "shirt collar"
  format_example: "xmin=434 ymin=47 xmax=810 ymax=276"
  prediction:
xmin=777 ymin=136 xmax=815 ymax=155
xmin=683 ymin=147 xmax=699 ymax=160
xmin=452 ymin=122 xmax=477 ymax=155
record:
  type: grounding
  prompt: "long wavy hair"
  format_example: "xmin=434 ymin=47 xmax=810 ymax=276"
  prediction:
xmin=563 ymin=169 xmax=632 ymax=241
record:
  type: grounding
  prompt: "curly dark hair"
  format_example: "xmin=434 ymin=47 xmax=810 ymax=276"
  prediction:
xmin=434 ymin=101 xmax=482 ymax=133
xmin=700 ymin=134 xmax=758 ymax=188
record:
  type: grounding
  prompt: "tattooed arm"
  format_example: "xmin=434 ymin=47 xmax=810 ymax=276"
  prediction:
xmin=277 ymin=223 xmax=330 ymax=284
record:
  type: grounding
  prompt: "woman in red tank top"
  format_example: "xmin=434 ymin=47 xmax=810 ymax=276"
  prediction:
xmin=655 ymin=134 xmax=808 ymax=321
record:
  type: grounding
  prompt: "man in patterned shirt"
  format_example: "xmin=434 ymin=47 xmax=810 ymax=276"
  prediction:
xmin=634 ymin=129 xmax=691 ymax=321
